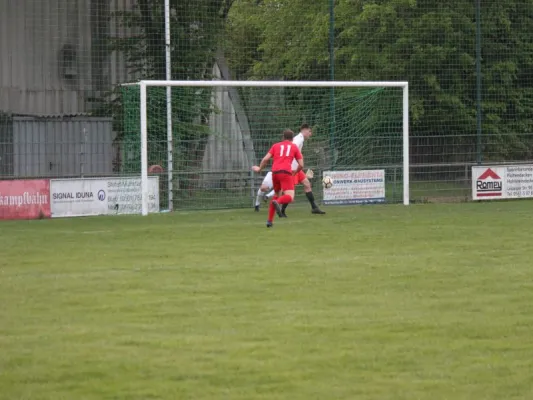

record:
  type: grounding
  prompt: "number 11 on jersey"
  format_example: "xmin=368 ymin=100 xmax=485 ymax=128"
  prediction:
xmin=280 ymin=145 xmax=291 ymax=157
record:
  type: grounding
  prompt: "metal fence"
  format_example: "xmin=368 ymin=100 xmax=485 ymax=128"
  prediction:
xmin=1 ymin=0 xmax=533 ymax=210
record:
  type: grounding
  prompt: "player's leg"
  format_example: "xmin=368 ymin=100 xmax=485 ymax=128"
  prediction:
xmin=267 ymin=175 xmax=282 ymax=227
xmin=255 ymin=172 xmax=273 ymax=211
xmin=262 ymin=172 xmax=276 ymax=206
xmin=277 ymin=189 xmax=295 ymax=203
xmin=281 ymin=172 xmax=325 ymax=214
xmin=301 ymin=177 xmax=325 ymax=214
xmin=281 ymin=171 xmax=314 ymax=218
xmin=264 ymin=189 xmax=275 ymax=199
xmin=255 ymin=188 xmax=263 ymax=210
xmin=259 ymin=189 xmax=276 ymax=211
xmin=272 ymin=174 xmax=295 ymax=217
xmin=255 ymin=186 xmax=271 ymax=211
xmin=281 ymin=171 xmax=305 ymax=218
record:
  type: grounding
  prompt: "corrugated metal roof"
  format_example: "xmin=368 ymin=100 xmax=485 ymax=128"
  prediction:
xmin=0 ymin=87 xmax=88 ymax=116
xmin=13 ymin=115 xmax=110 ymax=120
xmin=15 ymin=113 xmax=94 ymax=118
xmin=13 ymin=115 xmax=112 ymax=120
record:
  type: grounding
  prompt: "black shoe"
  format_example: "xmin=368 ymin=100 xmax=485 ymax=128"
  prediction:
xmin=280 ymin=211 xmax=288 ymax=218
xmin=311 ymin=208 xmax=326 ymax=214
xmin=271 ymin=200 xmax=283 ymax=217
xmin=254 ymin=205 xmax=260 ymax=212
xmin=266 ymin=221 xmax=273 ymax=228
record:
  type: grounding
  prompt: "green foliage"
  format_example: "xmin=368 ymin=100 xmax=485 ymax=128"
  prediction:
xmin=227 ymin=0 xmax=330 ymax=80
xmin=111 ymin=0 xmax=231 ymax=81
xmin=226 ymin=0 xmax=533 ymax=163
xmin=121 ymin=86 xmax=217 ymax=174
xmin=110 ymin=0 xmax=232 ymax=173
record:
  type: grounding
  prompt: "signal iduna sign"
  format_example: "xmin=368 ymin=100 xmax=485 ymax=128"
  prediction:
xmin=50 ymin=177 xmax=159 ymax=217
xmin=472 ymin=165 xmax=533 ymax=200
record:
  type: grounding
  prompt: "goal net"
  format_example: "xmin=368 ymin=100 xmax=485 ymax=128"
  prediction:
xmin=120 ymin=81 xmax=409 ymax=215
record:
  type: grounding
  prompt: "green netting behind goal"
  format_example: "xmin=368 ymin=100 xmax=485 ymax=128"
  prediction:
xmin=120 ymin=85 xmax=404 ymax=211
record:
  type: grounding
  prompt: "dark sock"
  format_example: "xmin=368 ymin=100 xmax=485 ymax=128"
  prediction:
xmin=268 ymin=196 xmax=278 ymax=222
xmin=306 ymin=192 xmax=318 ymax=209
xmin=281 ymin=203 xmax=288 ymax=212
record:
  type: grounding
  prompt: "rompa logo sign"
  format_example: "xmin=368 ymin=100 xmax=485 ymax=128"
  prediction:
xmin=476 ymin=168 xmax=502 ymax=197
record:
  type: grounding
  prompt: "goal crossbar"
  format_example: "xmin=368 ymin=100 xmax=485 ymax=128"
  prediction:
xmin=134 ymin=80 xmax=409 ymax=215
xmin=136 ymin=80 xmax=408 ymax=88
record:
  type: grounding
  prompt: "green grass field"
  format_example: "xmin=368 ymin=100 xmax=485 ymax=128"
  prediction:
xmin=1 ymin=201 xmax=533 ymax=400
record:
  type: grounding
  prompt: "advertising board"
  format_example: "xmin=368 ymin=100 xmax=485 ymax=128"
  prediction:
xmin=50 ymin=177 xmax=159 ymax=217
xmin=472 ymin=165 xmax=533 ymax=200
xmin=322 ymin=170 xmax=386 ymax=205
xmin=0 ymin=179 xmax=51 ymax=220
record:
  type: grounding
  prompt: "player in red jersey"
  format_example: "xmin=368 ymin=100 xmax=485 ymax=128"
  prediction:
xmin=252 ymin=129 xmax=304 ymax=228
xmin=253 ymin=124 xmax=325 ymax=216
xmin=282 ymin=123 xmax=325 ymax=216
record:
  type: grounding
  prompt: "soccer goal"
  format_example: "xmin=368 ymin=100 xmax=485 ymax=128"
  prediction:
xmin=121 ymin=80 xmax=409 ymax=216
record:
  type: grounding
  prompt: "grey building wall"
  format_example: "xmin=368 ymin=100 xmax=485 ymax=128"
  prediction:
xmin=0 ymin=0 xmax=137 ymax=116
xmin=0 ymin=117 xmax=115 ymax=178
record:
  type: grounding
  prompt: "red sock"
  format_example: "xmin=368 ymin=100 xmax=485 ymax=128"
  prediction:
xmin=268 ymin=196 xmax=278 ymax=221
xmin=277 ymin=194 xmax=293 ymax=205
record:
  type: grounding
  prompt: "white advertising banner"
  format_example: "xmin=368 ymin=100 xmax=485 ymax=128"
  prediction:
xmin=322 ymin=170 xmax=386 ymax=205
xmin=472 ymin=165 xmax=533 ymax=200
xmin=50 ymin=177 xmax=159 ymax=217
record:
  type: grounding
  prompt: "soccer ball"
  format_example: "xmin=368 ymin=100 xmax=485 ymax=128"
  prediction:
xmin=322 ymin=176 xmax=333 ymax=189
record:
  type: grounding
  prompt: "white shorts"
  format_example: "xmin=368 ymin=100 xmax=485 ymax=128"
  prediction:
xmin=261 ymin=171 xmax=273 ymax=190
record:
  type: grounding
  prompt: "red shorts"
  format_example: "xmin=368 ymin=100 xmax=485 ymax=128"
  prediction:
xmin=293 ymin=170 xmax=307 ymax=185
xmin=272 ymin=171 xmax=295 ymax=192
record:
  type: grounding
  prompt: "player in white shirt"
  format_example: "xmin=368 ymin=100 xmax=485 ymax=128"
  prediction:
xmin=254 ymin=124 xmax=325 ymax=215
xmin=254 ymin=171 xmax=275 ymax=211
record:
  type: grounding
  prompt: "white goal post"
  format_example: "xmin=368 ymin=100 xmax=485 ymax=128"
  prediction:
xmin=137 ymin=80 xmax=410 ymax=215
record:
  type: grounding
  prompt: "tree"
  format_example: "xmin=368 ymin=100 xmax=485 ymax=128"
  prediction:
xmin=226 ymin=0 xmax=330 ymax=81
xmin=226 ymin=0 xmax=533 ymax=165
xmin=104 ymin=0 xmax=234 ymax=178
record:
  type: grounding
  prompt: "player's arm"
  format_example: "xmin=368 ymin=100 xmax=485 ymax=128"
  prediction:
xmin=252 ymin=152 xmax=272 ymax=173
xmin=293 ymin=148 xmax=304 ymax=174
xmin=294 ymin=158 xmax=304 ymax=174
